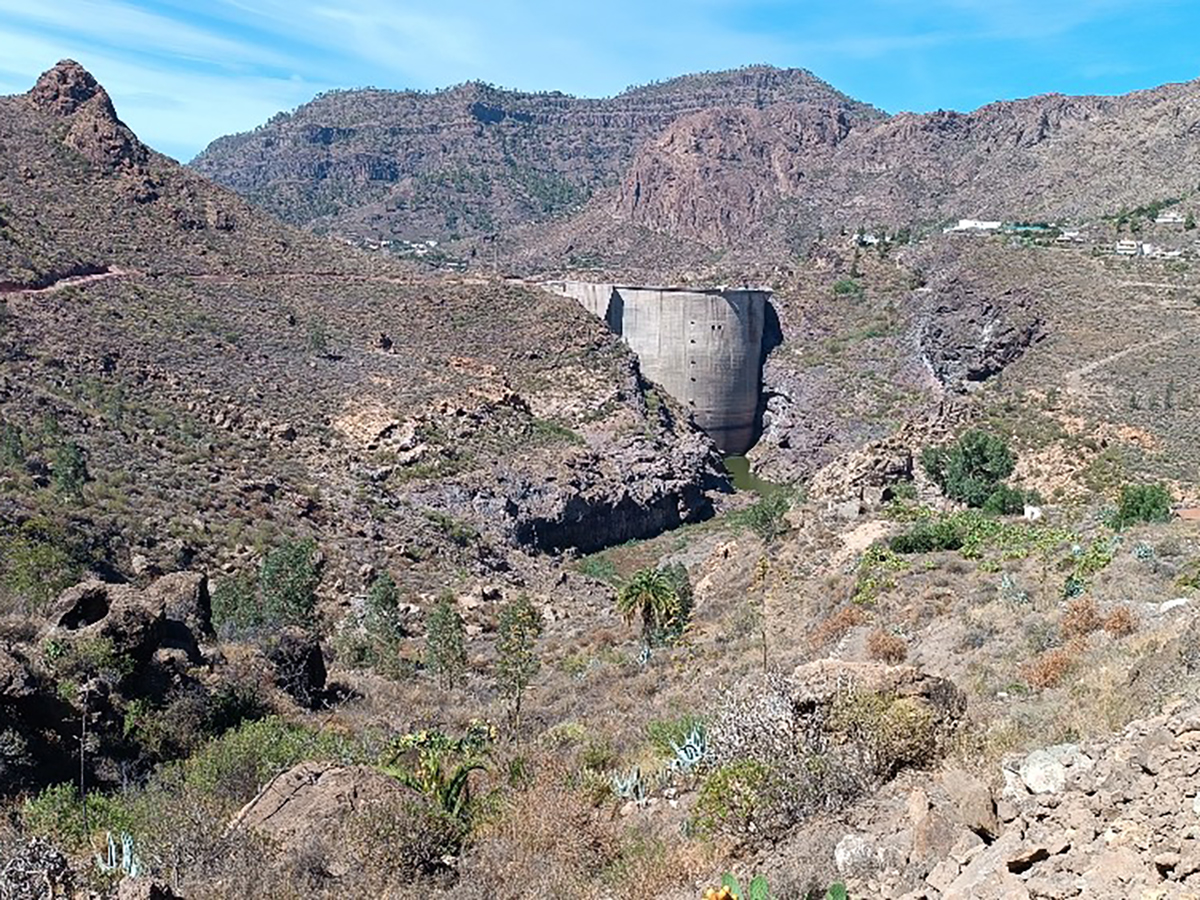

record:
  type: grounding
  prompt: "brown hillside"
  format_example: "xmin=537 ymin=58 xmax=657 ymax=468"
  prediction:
xmin=188 ymin=66 xmax=883 ymax=244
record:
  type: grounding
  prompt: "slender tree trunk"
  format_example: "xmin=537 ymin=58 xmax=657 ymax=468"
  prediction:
xmin=79 ymin=687 xmax=88 ymax=838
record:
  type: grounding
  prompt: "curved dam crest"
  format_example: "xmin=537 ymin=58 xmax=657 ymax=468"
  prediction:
xmin=546 ymin=282 xmax=770 ymax=455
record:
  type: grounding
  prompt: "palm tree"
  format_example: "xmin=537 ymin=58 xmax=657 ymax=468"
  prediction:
xmin=617 ymin=567 xmax=682 ymax=645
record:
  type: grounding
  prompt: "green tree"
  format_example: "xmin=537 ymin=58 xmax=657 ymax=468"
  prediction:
xmin=1185 ymin=212 xmax=1196 ymax=230
xmin=258 ymin=538 xmax=321 ymax=627
xmin=494 ymin=594 xmax=542 ymax=729
xmin=1115 ymin=482 xmax=1172 ymax=528
xmin=364 ymin=572 xmax=403 ymax=640
xmin=617 ymin=567 xmax=684 ymax=646
xmin=425 ymin=594 xmax=467 ymax=688
xmin=52 ymin=442 xmax=88 ymax=498
xmin=0 ymin=421 xmax=23 ymax=467
xmin=921 ymin=431 xmax=1015 ymax=508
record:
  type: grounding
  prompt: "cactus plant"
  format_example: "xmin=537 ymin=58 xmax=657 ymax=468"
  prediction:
xmin=95 ymin=831 xmax=142 ymax=877
xmin=610 ymin=766 xmax=647 ymax=806
xmin=669 ymin=723 xmax=708 ymax=773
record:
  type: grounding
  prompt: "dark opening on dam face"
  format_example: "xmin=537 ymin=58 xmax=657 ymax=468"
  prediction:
xmin=546 ymin=282 xmax=774 ymax=455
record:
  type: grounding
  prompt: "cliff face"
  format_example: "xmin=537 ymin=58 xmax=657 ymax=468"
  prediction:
xmin=189 ymin=66 xmax=883 ymax=242
xmin=615 ymin=80 xmax=1200 ymax=249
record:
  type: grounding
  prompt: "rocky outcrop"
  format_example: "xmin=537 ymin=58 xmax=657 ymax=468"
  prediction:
xmin=919 ymin=277 xmax=1043 ymax=388
xmin=262 ymin=627 xmax=327 ymax=708
xmin=412 ymin=427 xmax=725 ymax=555
xmin=44 ymin=573 xmax=209 ymax=664
xmin=232 ymin=761 xmax=419 ymax=877
xmin=28 ymin=60 xmax=152 ymax=185
xmin=811 ymin=699 xmax=1200 ymax=899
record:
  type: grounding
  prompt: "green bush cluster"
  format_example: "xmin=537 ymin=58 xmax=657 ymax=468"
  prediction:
xmin=921 ymin=430 xmax=1033 ymax=512
xmin=184 ymin=715 xmax=365 ymax=805
xmin=22 ymin=783 xmax=136 ymax=852
xmin=1114 ymin=482 xmax=1172 ymax=529
xmin=731 ymin=492 xmax=793 ymax=543
xmin=211 ymin=537 xmax=321 ymax=634
xmin=0 ymin=518 xmax=90 ymax=613
xmin=693 ymin=759 xmax=772 ymax=837
xmin=889 ymin=509 xmax=1072 ymax=562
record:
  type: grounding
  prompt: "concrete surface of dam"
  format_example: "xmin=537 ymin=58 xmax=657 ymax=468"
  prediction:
xmin=546 ymin=282 xmax=770 ymax=455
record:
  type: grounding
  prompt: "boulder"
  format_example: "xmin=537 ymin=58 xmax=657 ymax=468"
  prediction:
xmin=231 ymin=761 xmax=417 ymax=878
xmin=116 ymin=877 xmax=181 ymax=900
xmin=43 ymin=572 xmax=211 ymax=665
xmin=264 ymin=628 xmax=327 ymax=708
xmin=145 ymin=571 xmax=212 ymax=638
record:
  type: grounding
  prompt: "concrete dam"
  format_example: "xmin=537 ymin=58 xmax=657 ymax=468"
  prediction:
xmin=546 ymin=282 xmax=770 ymax=455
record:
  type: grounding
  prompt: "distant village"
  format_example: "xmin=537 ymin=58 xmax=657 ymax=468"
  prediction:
xmin=932 ymin=207 xmax=1199 ymax=260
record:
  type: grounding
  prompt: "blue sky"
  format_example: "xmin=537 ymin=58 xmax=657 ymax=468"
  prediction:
xmin=1 ymin=0 xmax=1197 ymax=162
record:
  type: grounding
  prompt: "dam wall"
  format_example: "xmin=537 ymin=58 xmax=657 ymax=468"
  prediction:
xmin=546 ymin=282 xmax=769 ymax=455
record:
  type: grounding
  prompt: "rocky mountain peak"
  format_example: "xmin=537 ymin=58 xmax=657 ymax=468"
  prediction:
xmin=28 ymin=59 xmax=117 ymax=120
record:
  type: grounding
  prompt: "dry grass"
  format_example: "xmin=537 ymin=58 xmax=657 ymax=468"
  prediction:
xmin=1061 ymin=597 xmax=1103 ymax=640
xmin=1103 ymin=605 xmax=1139 ymax=637
xmin=809 ymin=606 xmax=867 ymax=649
xmin=866 ymin=629 xmax=908 ymax=664
xmin=1024 ymin=647 xmax=1076 ymax=689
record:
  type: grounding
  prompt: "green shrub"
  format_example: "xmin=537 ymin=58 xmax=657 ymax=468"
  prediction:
xmin=495 ymin=593 xmax=542 ymax=727
xmin=258 ymin=538 xmax=321 ymax=626
xmin=43 ymin=635 xmax=133 ymax=683
xmin=425 ymin=594 xmax=467 ymax=688
xmin=364 ymin=573 xmax=401 ymax=631
xmin=694 ymin=760 xmax=771 ymax=837
xmin=22 ymin=783 xmax=136 ymax=852
xmin=52 ymin=441 xmax=89 ymax=498
xmin=0 ymin=421 xmax=23 ymax=466
xmin=982 ymin=484 xmax=1029 ymax=515
xmin=734 ymin=492 xmax=792 ymax=542
xmin=832 ymin=278 xmax=863 ymax=298
xmin=0 ymin=518 xmax=88 ymax=612
xmin=210 ymin=538 xmax=321 ymax=634
xmin=852 ymin=544 xmax=910 ymax=604
xmin=921 ymin=431 xmax=1015 ymax=508
xmin=889 ymin=519 xmax=964 ymax=554
xmin=828 ymin=691 xmax=937 ymax=779
xmin=578 ymin=553 xmax=619 ymax=584
xmin=184 ymin=716 xmax=363 ymax=806
xmin=1114 ymin=482 xmax=1172 ymax=528
xmin=209 ymin=574 xmax=257 ymax=633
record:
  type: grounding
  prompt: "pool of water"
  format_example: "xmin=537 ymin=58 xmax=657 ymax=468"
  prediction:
xmin=723 ymin=455 xmax=786 ymax=497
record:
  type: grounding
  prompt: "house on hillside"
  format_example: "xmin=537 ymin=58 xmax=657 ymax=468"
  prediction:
xmin=944 ymin=219 xmax=1002 ymax=234
xmin=1056 ymin=230 xmax=1085 ymax=244
xmin=1115 ymin=239 xmax=1142 ymax=256
xmin=1144 ymin=244 xmax=1183 ymax=260
xmin=1155 ymin=210 xmax=1187 ymax=225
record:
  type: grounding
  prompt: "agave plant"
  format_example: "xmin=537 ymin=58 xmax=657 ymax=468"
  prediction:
xmin=95 ymin=831 xmax=142 ymax=878
xmin=610 ymin=766 xmax=647 ymax=807
xmin=669 ymin=723 xmax=708 ymax=774
xmin=380 ymin=720 xmax=495 ymax=820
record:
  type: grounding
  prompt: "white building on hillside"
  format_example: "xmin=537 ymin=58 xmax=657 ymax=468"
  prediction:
xmin=944 ymin=219 xmax=1002 ymax=234
xmin=1156 ymin=210 xmax=1187 ymax=225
